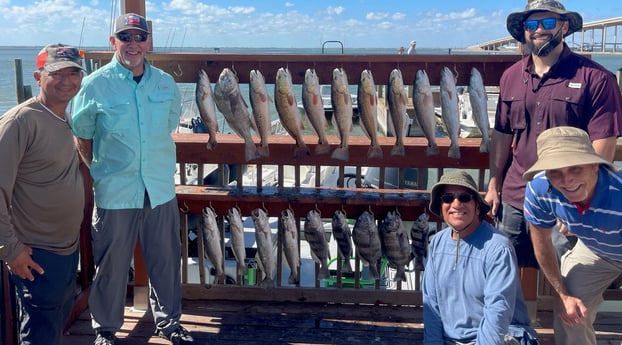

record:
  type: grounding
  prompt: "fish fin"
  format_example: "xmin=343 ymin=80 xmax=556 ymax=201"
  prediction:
xmin=425 ymin=144 xmax=440 ymax=156
xmin=394 ymin=267 xmax=407 ymax=282
xmin=367 ymin=145 xmax=383 ymax=159
xmin=331 ymin=146 xmax=349 ymax=161
xmin=313 ymin=93 xmax=320 ymax=106
xmin=479 ymin=138 xmax=490 ymax=153
xmin=206 ymin=136 xmax=217 ymax=150
xmin=293 ymin=142 xmax=311 ymax=158
xmin=237 ymin=263 xmax=248 ymax=277
xmin=318 ymin=260 xmax=330 ymax=279
xmin=257 ymin=144 xmax=270 ymax=157
xmin=259 ymin=92 xmax=268 ymax=102
xmin=288 ymin=272 xmax=300 ymax=285
xmin=244 ymin=140 xmax=261 ymax=162
xmin=448 ymin=144 xmax=461 ymax=159
xmin=287 ymin=94 xmax=295 ymax=107
xmin=390 ymin=143 xmax=405 ymax=156
xmin=314 ymin=143 xmax=332 ymax=155
xmin=342 ymin=259 xmax=353 ymax=273
xmin=369 ymin=263 xmax=380 ymax=279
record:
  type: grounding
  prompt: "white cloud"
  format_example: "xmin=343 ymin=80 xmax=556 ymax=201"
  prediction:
xmin=327 ymin=6 xmax=344 ymax=16
xmin=285 ymin=2 xmax=294 ymax=7
xmin=366 ymin=12 xmax=389 ymax=20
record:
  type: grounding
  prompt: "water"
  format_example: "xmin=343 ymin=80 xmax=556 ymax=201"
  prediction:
xmin=2 ymin=45 xmax=621 ymax=116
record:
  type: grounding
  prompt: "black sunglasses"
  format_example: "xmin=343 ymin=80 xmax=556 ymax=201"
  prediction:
xmin=116 ymin=32 xmax=149 ymax=43
xmin=440 ymin=192 xmax=474 ymax=204
xmin=524 ymin=17 xmax=558 ymax=31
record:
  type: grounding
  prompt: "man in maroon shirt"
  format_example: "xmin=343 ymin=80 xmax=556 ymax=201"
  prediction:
xmin=485 ymin=0 xmax=622 ymax=269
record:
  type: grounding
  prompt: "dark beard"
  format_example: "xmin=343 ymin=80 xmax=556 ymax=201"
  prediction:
xmin=526 ymin=28 xmax=564 ymax=57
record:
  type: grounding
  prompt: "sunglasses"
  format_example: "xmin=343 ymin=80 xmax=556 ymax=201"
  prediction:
xmin=116 ymin=32 xmax=149 ymax=43
xmin=524 ymin=17 xmax=559 ymax=31
xmin=440 ymin=192 xmax=474 ymax=204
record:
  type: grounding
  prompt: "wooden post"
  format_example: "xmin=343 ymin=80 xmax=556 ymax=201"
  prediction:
xmin=14 ymin=59 xmax=25 ymax=104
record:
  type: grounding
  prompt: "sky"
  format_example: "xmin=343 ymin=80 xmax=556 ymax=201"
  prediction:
xmin=0 ymin=0 xmax=620 ymax=49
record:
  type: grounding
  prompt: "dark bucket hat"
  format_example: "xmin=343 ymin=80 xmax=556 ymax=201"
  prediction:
xmin=429 ymin=170 xmax=490 ymax=218
xmin=506 ymin=0 xmax=583 ymax=43
xmin=523 ymin=127 xmax=616 ymax=181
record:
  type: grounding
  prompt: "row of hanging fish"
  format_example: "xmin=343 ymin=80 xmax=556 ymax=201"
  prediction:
xmin=201 ymin=206 xmax=431 ymax=287
xmin=195 ymin=66 xmax=490 ymax=162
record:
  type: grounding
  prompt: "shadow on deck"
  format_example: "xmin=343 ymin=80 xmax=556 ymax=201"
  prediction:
xmin=62 ymin=298 xmax=622 ymax=345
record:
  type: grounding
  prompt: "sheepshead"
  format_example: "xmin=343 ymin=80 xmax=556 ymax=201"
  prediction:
xmin=195 ymin=69 xmax=218 ymax=150
xmin=352 ymin=210 xmax=382 ymax=279
xmin=469 ymin=67 xmax=491 ymax=153
xmin=249 ymin=69 xmax=271 ymax=157
xmin=280 ymin=208 xmax=300 ymax=284
xmin=251 ymin=208 xmax=276 ymax=287
xmin=379 ymin=211 xmax=412 ymax=282
xmin=440 ymin=66 xmax=461 ymax=159
xmin=226 ymin=207 xmax=247 ymax=277
xmin=386 ymin=69 xmax=409 ymax=156
xmin=303 ymin=209 xmax=330 ymax=279
xmin=301 ymin=68 xmax=331 ymax=155
xmin=274 ymin=67 xmax=311 ymax=158
xmin=331 ymin=210 xmax=353 ymax=273
xmin=357 ymin=69 xmax=383 ymax=159
xmin=213 ymin=68 xmax=260 ymax=162
xmin=330 ymin=67 xmax=353 ymax=161
xmin=410 ymin=212 xmax=430 ymax=271
xmin=202 ymin=207 xmax=225 ymax=284
xmin=413 ymin=70 xmax=439 ymax=156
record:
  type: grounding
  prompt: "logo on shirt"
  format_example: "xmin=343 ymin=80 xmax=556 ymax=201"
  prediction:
xmin=568 ymin=82 xmax=582 ymax=89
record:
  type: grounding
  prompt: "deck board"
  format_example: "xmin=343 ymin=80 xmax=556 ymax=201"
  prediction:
xmin=62 ymin=299 xmax=622 ymax=345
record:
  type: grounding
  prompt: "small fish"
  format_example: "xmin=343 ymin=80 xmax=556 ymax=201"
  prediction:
xmin=379 ymin=211 xmax=412 ymax=282
xmin=301 ymin=68 xmax=331 ymax=155
xmin=202 ymin=207 xmax=225 ymax=284
xmin=226 ymin=207 xmax=247 ymax=277
xmin=330 ymin=67 xmax=353 ymax=161
xmin=274 ymin=67 xmax=311 ymax=158
xmin=410 ymin=212 xmax=430 ymax=271
xmin=251 ymin=208 xmax=276 ymax=288
xmin=249 ymin=69 xmax=272 ymax=157
xmin=195 ymin=69 xmax=218 ymax=150
xmin=352 ymin=210 xmax=382 ymax=279
xmin=357 ymin=69 xmax=383 ymax=159
xmin=213 ymin=68 xmax=260 ymax=162
xmin=331 ymin=210 xmax=354 ymax=273
xmin=280 ymin=208 xmax=300 ymax=284
xmin=412 ymin=70 xmax=439 ymax=156
xmin=303 ymin=209 xmax=331 ymax=279
xmin=386 ymin=69 xmax=409 ymax=156
xmin=469 ymin=67 xmax=491 ymax=153
xmin=440 ymin=66 xmax=461 ymax=159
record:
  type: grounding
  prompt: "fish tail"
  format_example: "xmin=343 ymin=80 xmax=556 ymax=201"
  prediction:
xmin=288 ymin=271 xmax=300 ymax=285
xmin=367 ymin=145 xmax=384 ymax=159
xmin=293 ymin=142 xmax=311 ymax=158
xmin=390 ymin=143 xmax=405 ymax=156
xmin=342 ymin=259 xmax=353 ymax=273
xmin=448 ymin=144 xmax=461 ymax=159
xmin=318 ymin=261 xmax=330 ymax=279
xmin=479 ymin=138 xmax=490 ymax=153
xmin=425 ymin=144 xmax=440 ymax=156
xmin=260 ymin=277 xmax=275 ymax=288
xmin=257 ymin=143 xmax=270 ymax=157
xmin=314 ymin=143 xmax=332 ymax=155
xmin=236 ymin=263 xmax=248 ymax=277
xmin=331 ymin=146 xmax=349 ymax=161
xmin=394 ymin=268 xmax=407 ymax=282
xmin=369 ymin=264 xmax=380 ymax=280
xmin=206 ymin=136 xmax=217 ymax=150
xmin=244 ymin=140 xmax=260 ymax=162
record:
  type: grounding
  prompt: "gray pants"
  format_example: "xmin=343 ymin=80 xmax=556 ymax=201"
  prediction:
xmin=89 ymin=195 xmax=182 ymax=335
xmin=555 ymin=239 xmax=622 ymax=345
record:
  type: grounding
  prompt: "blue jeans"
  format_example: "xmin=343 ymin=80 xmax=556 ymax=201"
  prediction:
xmin=11 ymin=248 xmax=79 ymax=345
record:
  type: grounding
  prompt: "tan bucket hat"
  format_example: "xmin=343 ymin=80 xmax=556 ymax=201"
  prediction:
xmin=429 ymin=170 xmax=490 ymax=218
xmin=506 ymin=0 xmax=583 ymax=43
xmin=523 ymin=126 xmax=616 ymax=181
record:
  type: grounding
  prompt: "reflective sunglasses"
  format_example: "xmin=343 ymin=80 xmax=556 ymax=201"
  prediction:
xmin=524 ymin=17 xmax=558 ymax=31
xmin=440 ymin=192 xmax=474 ymax=204
xmin=116 ymin=32 xmax=149 ymax=43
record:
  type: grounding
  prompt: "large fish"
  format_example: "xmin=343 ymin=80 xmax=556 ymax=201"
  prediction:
xmin=330 ymin=67 xmax=353 ymax=161
xmin=213 ymin=68 xmax=260 ymax=162
xmin=379 ymin=211 xmax=412 ymax=282
xmin=303 ymin=209 xmax=330 ymax=279
xmin=412 ymin=70 xmax=439 ymax=156
xmin=440 ymin=66 xmax=461 ymax=159
xmin=249 ymin=69 xmax=272 ymax=157
xmin=331 ymin=210 xmax=353 ymax=273
xmin=251 ymin=208 xmax=276 ymax=287
xmin=274 ymin=67 xmax=311 ymax=158
xmin=226 ymin=207 xmax=247 ymax=277
xmin=202 ymin=207 xmax=225 ymax=284
xmin=301 ymin=68 xmax=331 ymax=155
xmin=195 ymin=69 xmax=218 ymax=150
xmin=280 ymin=208 xmax=300 ymax=284
xmin=386 ymin=69 xmax=409 ymax=156
xmin=469 ymin=67 xmax=491 ymax=153
xmin=410 ymin=212 xmax=430 ymax=271
xmin=352 ymin=210 xmax=382 ymax=279
xmin=357 ymin=69 xmax=383 ymax=159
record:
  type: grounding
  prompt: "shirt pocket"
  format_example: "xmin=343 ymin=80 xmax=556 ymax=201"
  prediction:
xmin=501 ymin=96 xmax=526 ymax=131
xmin=99 ymin=97 xmax=133 ymax=131
xmin=148 ymin=91 xmax=176 ymax=130
xmin=550 ymin=92 xmax=584 ymax=126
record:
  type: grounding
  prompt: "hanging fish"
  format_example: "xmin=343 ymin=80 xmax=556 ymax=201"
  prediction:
xmin=303 ymin=209 xmax=331 ymax=279
xmin=352 ymin=210 xmax=382 ymax=279
xmin=379 ymin=211 xmax=412 ymax=282
xmin=202 ymin=207 xmax=225 ymax=284
xmin=331 ymin=210 xmax=354 ymax=273
xmin=410 ymin=212 xmax=430 ymax=271
xmin=280 ymin=208 xmax=301 ymax=285
xmin=251 ymin=208 xmax=276 ymax=287
xmin=226 ymin=207 xmax=247 ymax=277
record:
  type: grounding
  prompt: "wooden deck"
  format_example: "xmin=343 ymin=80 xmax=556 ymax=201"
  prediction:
xmin=62 ymin=297 xmax=622 ymax=345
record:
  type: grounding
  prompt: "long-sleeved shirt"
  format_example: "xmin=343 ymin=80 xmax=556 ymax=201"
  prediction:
xmin=422 ymin=222 xmax=533 ymax=344
xmin=0 ymin=98 xmax=84 ymax=262
xmin=71 ymin=55 xmax=181 ymax=209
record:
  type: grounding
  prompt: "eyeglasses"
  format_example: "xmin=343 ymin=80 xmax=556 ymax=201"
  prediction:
xmin=116 ymin=32 xmax=149 ymax=43
xmin=440 ymin=193 xmax=474 ymax=204
xmin=524 ymin=17 xmax=559 ymax=31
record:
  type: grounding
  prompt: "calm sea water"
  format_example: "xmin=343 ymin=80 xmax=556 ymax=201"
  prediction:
xmin=2 ymin=45 xmax=621 ymax=117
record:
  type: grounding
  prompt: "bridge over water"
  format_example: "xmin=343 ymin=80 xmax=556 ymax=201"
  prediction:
xmin=474 ymin=16 xmax=622 ymax=53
